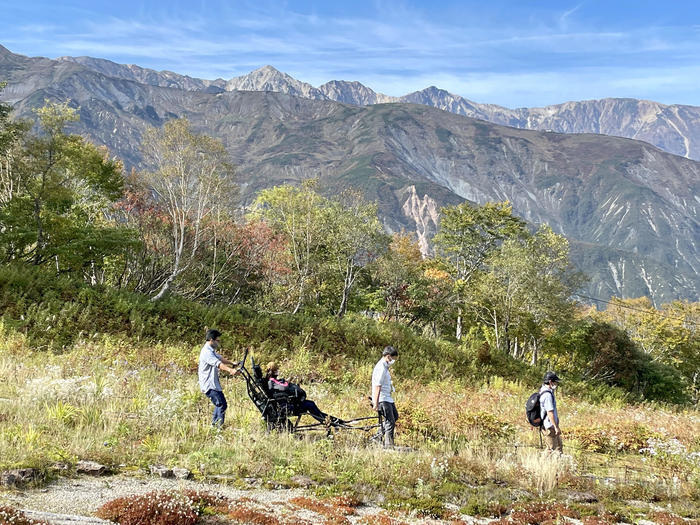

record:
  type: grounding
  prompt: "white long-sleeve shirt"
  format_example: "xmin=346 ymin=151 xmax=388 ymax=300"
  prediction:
xmin=198 ymin=342 xmax=222 ymax=393
xmin=372 ymin=359 xmax=394 ymax=403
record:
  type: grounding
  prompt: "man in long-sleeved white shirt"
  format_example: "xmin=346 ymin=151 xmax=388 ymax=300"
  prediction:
xmin=198 ymin=328 xmax=239 ymax=427
xmin=371 ymin=346 xmax=399 ymax=448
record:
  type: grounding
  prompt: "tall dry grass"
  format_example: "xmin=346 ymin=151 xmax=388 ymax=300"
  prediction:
xmin=0 ymin=325 xmax=698 ymax=517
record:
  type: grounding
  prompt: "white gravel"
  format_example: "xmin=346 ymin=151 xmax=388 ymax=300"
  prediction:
xmin=0 ymin=473 xmax=492 ymax=524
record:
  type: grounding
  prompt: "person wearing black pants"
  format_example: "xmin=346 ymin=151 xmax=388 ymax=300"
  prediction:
xmin=371 ymin=346 xmax=399 ymax=448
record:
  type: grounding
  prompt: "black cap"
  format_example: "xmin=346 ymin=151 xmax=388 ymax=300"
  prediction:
xmin=543 ymin=371 xmax=561 ymax=384
xmin=382 ymin=345 xmax=398 ymax=357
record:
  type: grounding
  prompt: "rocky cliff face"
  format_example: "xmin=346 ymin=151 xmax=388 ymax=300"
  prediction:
xmin=399 ymin=186 xmax=441 ymax=255
xmin=225 ymin=65 xmax=328 ymax=100
xmin=2 ymin=45 xmax=698 ymax=304
xmin=319 ymin=80 xmax=397 ymax=105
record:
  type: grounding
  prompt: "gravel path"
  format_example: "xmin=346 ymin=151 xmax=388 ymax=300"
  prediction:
xmin=0 ymin=474 xmax=490 ymax=524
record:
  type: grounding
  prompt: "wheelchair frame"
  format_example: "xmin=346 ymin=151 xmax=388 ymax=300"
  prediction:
xmin=236 ymin=348 xmax=381 ymax=437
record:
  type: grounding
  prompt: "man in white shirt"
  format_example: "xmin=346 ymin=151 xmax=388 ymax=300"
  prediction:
xmin=372 ymin=346 xmax=399 ymax=448
xmin=539 ymin=371 xmax=562 ymax=452
xmin=198 ymin=328 xmax=239 ymax=427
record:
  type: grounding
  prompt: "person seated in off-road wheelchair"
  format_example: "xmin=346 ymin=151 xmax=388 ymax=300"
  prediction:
xmin=236 ymin=347 xmax=380 ymax=436
xmin=263 ymin=361 xmax=345 ymax=426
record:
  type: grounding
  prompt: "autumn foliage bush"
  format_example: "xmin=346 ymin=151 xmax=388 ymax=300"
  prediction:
xmin=95 ymin=490 xmax=227 ymax=525
xmin=226 ymin=501 xmax=282 ymax=525
xmin=289 ymin=496 xmax=357 ymax=522
xmin=491 ymin=502 xmax=580 ymax=524
xmin=0 ymin=506 xmax=49 ymax=525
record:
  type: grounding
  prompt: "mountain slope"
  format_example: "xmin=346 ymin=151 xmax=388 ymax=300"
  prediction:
xmin=225 ymin=65 xmax=328 ymax=100
xmin=1 ymin=47 xmax=698 ymax=303
xmin=25 ymin=46 xmax=700 ymax=161
xmin=56 ymin=55 xmax=227 ymax=92
xmin=398 ymin=87 xmax=700 ymax=161
xmin=319 ymin=80 xmax=397 ymax=105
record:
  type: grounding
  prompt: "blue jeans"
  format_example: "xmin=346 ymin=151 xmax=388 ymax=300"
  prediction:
xmin=205 ymin=389 xmax=227 ymax=427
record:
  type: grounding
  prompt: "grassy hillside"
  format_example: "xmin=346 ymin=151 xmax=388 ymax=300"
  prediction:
xmin=0 ymin=268 xmax=698 ymax=522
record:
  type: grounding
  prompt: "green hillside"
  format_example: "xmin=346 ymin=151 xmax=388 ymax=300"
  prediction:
xmin=0 ymin=98 xmax=698 ymax=523
xmin=0 ymin=267 xmax=698 ymax=523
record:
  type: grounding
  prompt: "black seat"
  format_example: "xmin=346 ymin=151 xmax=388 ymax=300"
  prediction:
xmin=236 ymin=349 xmax=378 ymax=435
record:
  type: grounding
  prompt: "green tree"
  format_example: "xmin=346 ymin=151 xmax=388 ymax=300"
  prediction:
xmin=551 ymin=317 xmax=687 ymax=402
xmin=0 ymin=85 xmax=29 ymax=210
xmin=368 ymin=233 xmax=454 ymax=333
xmin=0 ymin=101 xmax=129 ymax=276
xmin=324 ymin=190 xmax=387 ymax=317
xmin=369 ymin=232 xmax=424 ymax=322
xmin=253 ymin=183 xmax=387 ymax=316
xmin=480 ymin=225 xmax=584 ymax=361
xmin=600 ymin=298 xmax=700 ymax=404
xmin=559 ymin=319 xmax=640 ymax=388
xmin=251 ymin=180 xmax=326 ymax=313
xmin=434 ymin=201 xmax=526 ymax=339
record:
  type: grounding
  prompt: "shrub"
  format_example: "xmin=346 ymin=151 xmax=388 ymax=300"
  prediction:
xmin=0 ymin=506 xmax=49 ymax=525
xmin=94 ymin=490 xmax=224 ymax=524
xmin=460 ymin=496 xmax=507 ymax=518
xmin=568 ymin=423 xmax=658 ymax=453
xmin=492 ymin=502 xmax=580 ymax=524
xmin=637 ymin=357 xmax=689 ymax=404
xmin=385 ymin=496 xmax=446 ymax=519
xmin=457 ymin=411 xmax=515 ymax=440
xmin=397 ymin=404 xmax=442 ymax=441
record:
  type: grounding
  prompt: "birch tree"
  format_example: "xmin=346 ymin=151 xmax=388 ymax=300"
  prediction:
xmin=142 ymin=119 xmax=236 ymax=301
xmin=325 ymin=190 xmax=387 ymax=318
xmin=251 ymin=180 xmax=325 ymax=313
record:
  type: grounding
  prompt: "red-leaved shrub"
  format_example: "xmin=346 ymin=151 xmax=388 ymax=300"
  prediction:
xmin=95 ymin=491 xmax=199 ymax=525
xmin=0 ymin=506 xmax=49 ymax=525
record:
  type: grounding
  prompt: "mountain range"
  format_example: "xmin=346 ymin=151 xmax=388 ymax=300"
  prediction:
xmin=52 ymin=54 xmax=700 ymax=162
xmin=1 ymin=45 xmax=698 ymax=304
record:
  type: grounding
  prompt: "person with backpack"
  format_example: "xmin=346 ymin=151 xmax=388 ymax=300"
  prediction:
xmin=540 ymin=371 xmax=562 ymax=452
xmin=372 ymin=346 xmax=399 ymax=448
xmin=198 ymin=328 xmax=240 ymax=428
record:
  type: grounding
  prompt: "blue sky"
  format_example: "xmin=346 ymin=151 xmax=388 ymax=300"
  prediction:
xmin=2 ymin=0 xmax=700 ymax=108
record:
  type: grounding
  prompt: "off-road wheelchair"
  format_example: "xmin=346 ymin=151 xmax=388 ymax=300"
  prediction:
xmin=237 ymin=348 xmax=380 ymax=437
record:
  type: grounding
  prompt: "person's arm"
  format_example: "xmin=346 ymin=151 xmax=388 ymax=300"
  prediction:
xmin=215 ymin=352 xmax=239 ymax=376
xmin=213 ymin=350 xmax=240 ymax=375
xmin=218 ymin=361 xmax=239 ymax=375
xmin=547 ymin=410 xmax=560 ymax=434
xmin=372 ymin=385 xmax=381 ymax=411
xmin=217 ymin=354 xmax=236 ymax=367
xmin=541 ymin=391 xmax=559 ymax=433
xmin=268 ymin=377 xmax=289 ymax=391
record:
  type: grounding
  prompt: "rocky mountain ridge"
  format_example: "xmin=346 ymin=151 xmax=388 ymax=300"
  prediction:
xmin=35 ymin=48 xmax=700 ymax=161
xmin=1 ymin=45 xmax=698 ymax=304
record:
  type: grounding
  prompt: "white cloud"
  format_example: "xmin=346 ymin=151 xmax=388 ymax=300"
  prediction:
xmin=3 ymin=2 xmax=700 ymax=107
